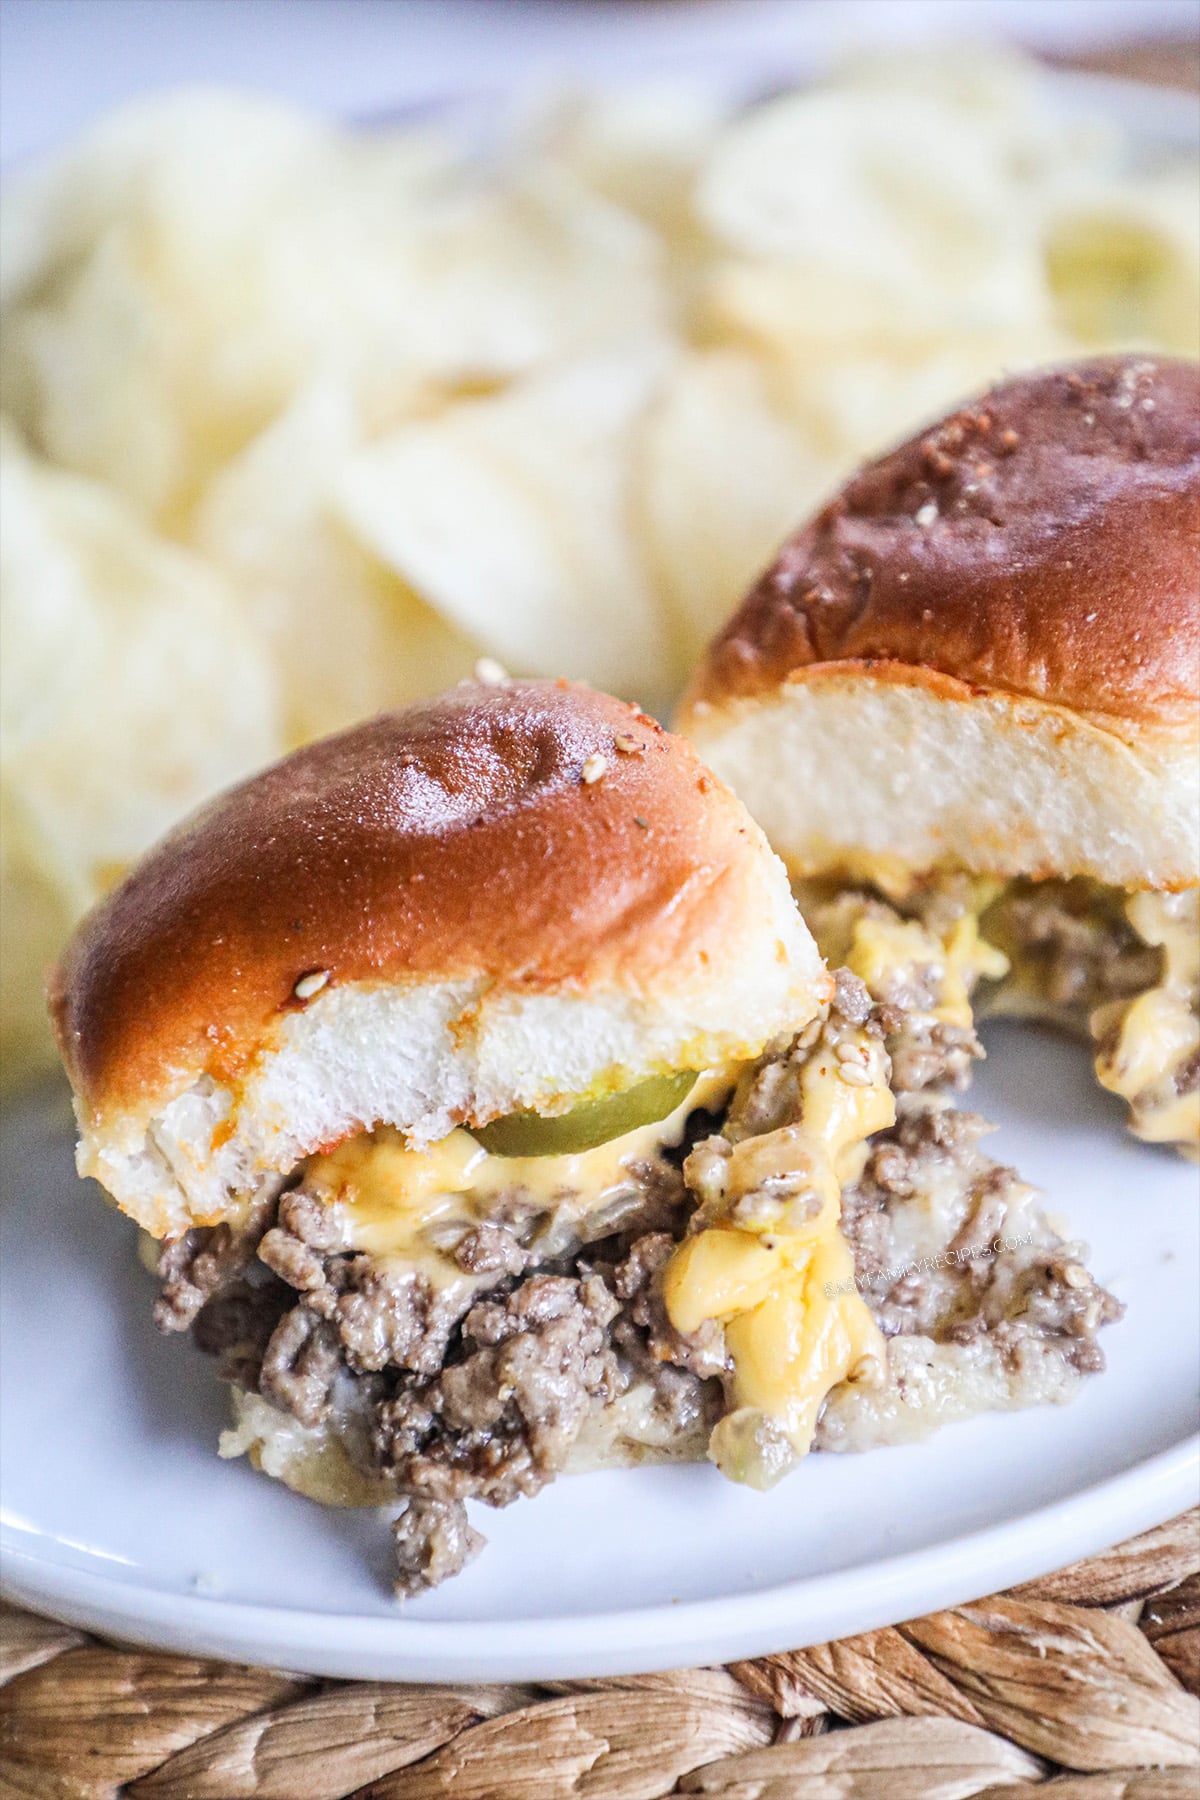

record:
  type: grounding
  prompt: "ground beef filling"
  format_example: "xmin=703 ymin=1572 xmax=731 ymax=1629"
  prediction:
xmin=392 ymin=1498 xmax=485 ymax=1594
xmin=807 ymin=875 xmax=1198 ymax=1152
xmin=155 ymin=968 xmax=1119 ymax=1596
xmin=801 ymin=887 xmax=988 ymax=1095
xmin=985 ymin=879 xmax=1164 ymax=1024
xmin=839 ymin=1103 xmax=1120 ymax=1369
xmin=156 ymin=1134 xmax=723 ymax=1592
xmin=373 ymin=1273 xmax=622 ymax=1505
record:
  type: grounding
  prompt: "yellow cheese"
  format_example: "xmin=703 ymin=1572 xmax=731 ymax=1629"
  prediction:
xmin=664 ymin=1230 xmax=781 ymax=1331
xmin=1098 ymin=986 xmax=1197 ymax=1099
xmin=819 ymin=851 xmax=922 ymax=903
xmin=824 ymin=871 xmax=1198 ymax=1157
xmin=799 ymin=1038 xmax=897 ymax=1163
xmin=842 ymin=915 xmax=929 ymax=999
xmin=1094 ymin=889 xmax=1200 ymax=1156
xmin=1125 ymin=1088 xmax=1200 ymax=1153
xmin=302 ymin=1068 xmax=738 ymax=1264
xmin=1128 ymin=889 xmax=1200 ymax=991
xmin=941 ymin=914 xmax=1010 ymax=1024
xmin=662 ymin=1028 xmax=894 ymax=1476
xmin=305 ymin=1129 xmax=486 ymax=1261
xmin=723 ymin=1227 xmax=880 ymax=1453
xmin=845 ymin=911 xmax=1007 ymax=1030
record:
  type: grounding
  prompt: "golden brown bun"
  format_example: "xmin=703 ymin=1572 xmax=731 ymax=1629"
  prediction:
xmin=687 ymin=356 xmax=1200 ymax=729
xmin=52 ymin=680 xmax=826 ymax=1235
xmin=679 ymin=358 xmax=1200 ymax=888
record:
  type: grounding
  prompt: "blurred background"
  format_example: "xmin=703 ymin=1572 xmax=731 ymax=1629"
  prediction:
xmin=3 ymin=1 xmax=1200 ymax=166
xmin=2 ymin=0 xmax=1198 ymax=1084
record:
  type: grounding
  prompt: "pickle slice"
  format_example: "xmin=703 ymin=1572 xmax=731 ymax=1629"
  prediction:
xmin=471 ymin=1070 xmax=698 ymax=1159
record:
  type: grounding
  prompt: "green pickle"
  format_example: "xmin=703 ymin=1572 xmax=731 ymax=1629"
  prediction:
xmin=471 ymin=1070 xmax=698 ymax=1159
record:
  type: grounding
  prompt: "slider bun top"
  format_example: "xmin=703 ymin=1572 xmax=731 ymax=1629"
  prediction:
xmin=51 ymin=679 xmax=826 ymax=1236
xmin=678 ymin=356 xmax=1200 ymax=891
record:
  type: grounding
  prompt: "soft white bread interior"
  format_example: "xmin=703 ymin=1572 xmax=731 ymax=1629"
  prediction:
xmin=684 ymin=668 xmax=1199 ymax=890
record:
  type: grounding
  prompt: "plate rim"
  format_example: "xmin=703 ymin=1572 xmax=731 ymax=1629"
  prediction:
xmin=4 ymin=1433 xmax=1196 ymax=1681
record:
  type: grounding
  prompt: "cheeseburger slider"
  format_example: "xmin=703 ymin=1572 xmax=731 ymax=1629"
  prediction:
xmin=51 ymin=679 xmax=1117 ymax=1595
xmin=680 ymin=356 xmax=1200 ymax=1159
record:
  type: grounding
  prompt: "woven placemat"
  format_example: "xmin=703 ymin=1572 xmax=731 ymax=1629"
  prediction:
xmin=2 ymin=1509 xmax=1197 ymax=1798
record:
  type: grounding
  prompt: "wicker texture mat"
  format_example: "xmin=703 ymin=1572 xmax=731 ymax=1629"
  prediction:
xmin=2 ymin=1510 xmax=1197 ymax=1798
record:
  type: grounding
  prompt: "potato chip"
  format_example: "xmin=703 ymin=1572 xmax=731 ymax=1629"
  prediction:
xmin=0 ymin=796 xmax=80 ymax=1083
xmin=523 ymin=82 xmax=726 ymax=240
xmin=694 ymin=81 xmax=1050 ymax=324
xmin=335 ymin=349 xmax=675 ymax=702
xmin=0 ymin=429 xmax=282 ymax=1077
xmin=1 ymin=92 xmax=668 ymax=523
xmin=1045 ymin=171 xmax=1200 ymax=358
xmin=0 ymin=93 xmax=354 ymax=517
xmin=193 ymin=380 xmax=478 ymax=746
xmin=635 ymin=348 xmax=825 ymax=668
xmin=0 ymin=89 xmax=333 ymax=307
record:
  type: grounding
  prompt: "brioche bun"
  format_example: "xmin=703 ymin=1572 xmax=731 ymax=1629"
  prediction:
xmin=51 ymin=679 xmax=826 ymax=1237
xmin=678 ymin=356 xmax=1200 ymax=889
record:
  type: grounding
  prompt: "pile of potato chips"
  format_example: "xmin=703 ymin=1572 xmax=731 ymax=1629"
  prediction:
xmin=2 ymin=51 xmax=1197 ymax=1080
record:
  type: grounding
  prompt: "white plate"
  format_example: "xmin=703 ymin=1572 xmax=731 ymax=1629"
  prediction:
xmin=2 ymin=1022 xmax=1196 ymax=1681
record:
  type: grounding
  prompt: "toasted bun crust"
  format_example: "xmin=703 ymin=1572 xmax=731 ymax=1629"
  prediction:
xmin=52 ymin=680 xmax=826 ymax=1235
xmin=679 ymin=357 xmax=1200 ymax=888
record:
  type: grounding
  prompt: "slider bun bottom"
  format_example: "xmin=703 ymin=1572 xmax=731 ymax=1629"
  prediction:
xmin=219 ymin=1387 xmax=397 ymax=1508
xmin=683 ymin=668 xmax=1198 ymax=889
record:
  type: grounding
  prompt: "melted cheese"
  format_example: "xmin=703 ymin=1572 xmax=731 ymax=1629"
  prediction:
xmin=845 ymin=911 xmax=1008 ymax=1029
xmin=308 ymin=1129 xmax=486 ymax=1264
xmin=817 ymin=851 xmax=923 ymax=903
xmin=723 ymin=1228 xmax=878 ymax=1453
xmin=303 ymin=1069 xmax=738 ymax=1267
xmin=822 ymin=866 xmax=1198 ymax=1158
xmin=662 ymin=1028 xmax=894 ymax=1478
xmin=1094 ymin=889 xmax=1200 ymax=1157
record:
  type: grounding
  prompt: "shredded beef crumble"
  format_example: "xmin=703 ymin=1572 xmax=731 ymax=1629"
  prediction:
xmin=840 ymin=1103 xmax=1123 ymax=1373
xmin=153 ymin=1179 xmax=281 ymax=1334
xmin=392 ymin=1498 xmax=485 ymax=1596
xmin=373 ymin=1273 xmax=621 ymax=1506
xmin=259 ymin=1305 xmax=342 ymax=1428
xmin=987 ymin=879 xmax=1163 ymax=1020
